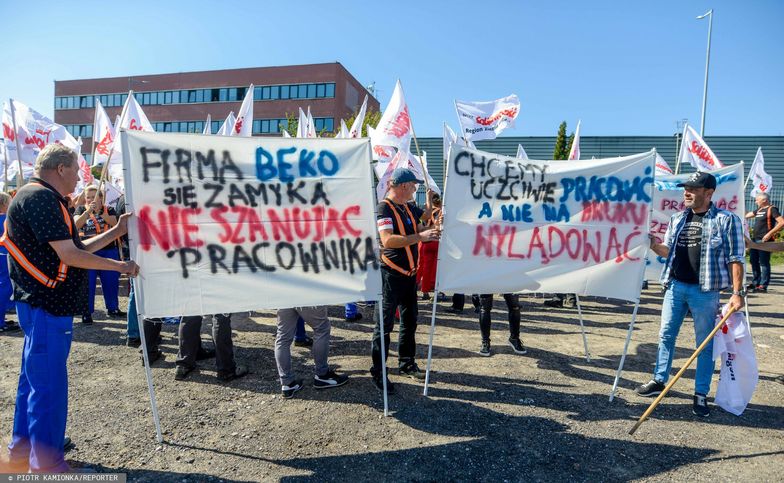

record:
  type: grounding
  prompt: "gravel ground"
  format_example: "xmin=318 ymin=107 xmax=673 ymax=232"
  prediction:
xmin=0 ymin=269 xmax=782 ymax=482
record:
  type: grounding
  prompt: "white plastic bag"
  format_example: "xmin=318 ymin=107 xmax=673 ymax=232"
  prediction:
xmin=713 ymin=305 xmax=758 ymax=416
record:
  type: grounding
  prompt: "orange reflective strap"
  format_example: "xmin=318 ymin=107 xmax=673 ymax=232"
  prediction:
xmin=382 ymin=199 xmax=417 ymax=274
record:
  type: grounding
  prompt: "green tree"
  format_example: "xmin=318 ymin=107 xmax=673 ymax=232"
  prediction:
xmin=553 ymin=121 xmax=569 ymax=160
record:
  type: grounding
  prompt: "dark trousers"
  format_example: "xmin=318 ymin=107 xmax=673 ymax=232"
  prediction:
xmin=452 ymin=293 xmax=480 ymax=311
xmin=750 ymin=243 xmax=772 ymax=288
xmin=177 ymin=314 xmax=235 ymax=375
xmin=143 ymin=319 xmax=163 ymax=353
xmin=479 ymin=293 xmax=521 ymax=341
xmin=372 ymin=269 xmax=418 ymax=373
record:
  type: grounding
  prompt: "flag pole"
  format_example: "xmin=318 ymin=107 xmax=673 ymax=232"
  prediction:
xmin=574 ymin=296 xmax=591 ymax=362
xmin=8 ymin=99 xmax=26 ymax=187
xmin=97 ymin=91 xmax=132 ymax=196
xmin=629 ymin=306 xmax=736 ymax=435
xmin=2 ymin=139 xmax=8 ymax=192
xmin=673 ymin=124 xmax=687 ymax=175
xmin=407 ymin=117 xmax=432 ymax=211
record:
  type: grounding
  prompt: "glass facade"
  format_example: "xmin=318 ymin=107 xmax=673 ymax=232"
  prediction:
xmin=55 ymin=82 xmax=336 ymax=110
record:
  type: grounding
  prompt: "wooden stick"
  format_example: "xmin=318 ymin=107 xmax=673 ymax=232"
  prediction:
xmin=628 ymin=306 xmax=737 ymax=435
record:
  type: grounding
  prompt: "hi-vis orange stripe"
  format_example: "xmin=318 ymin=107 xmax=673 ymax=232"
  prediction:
xmin=381 ymin=199 xmax=418 ymax=276
xmin=0 ymin=183 xmax=72 ymax=289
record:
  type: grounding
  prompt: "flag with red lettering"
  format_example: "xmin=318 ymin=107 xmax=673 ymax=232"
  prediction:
xmin=748 ymin=148 xmax=772 ymax=196
xmin=654 ymin=153 xmax=673 ymax=175
xmin=349 ymin=95 xmax=368 ymax=138
xmin=107 ymin=94 xmax=155 ymax=189
xmin=92 ymin=99 xmax=116 ymax=166
xmin=217 ymin=111 xmax=236 ymax=136
xmin=516 ymin=144 xmax=529 ymax=160
xmin=306 ymin=107 xmax=317 ymax=138
xmin=712 ymin=304 xmax=758 ymax=416
xmin=371 ymin=80 xmax=412 ymax=149
xmin=376 ymin=148 xmax=407 ymax=201
xmin=1 ymin=101 xmax=20 ymax=181
xmin=296 ymin=108 xmax=308 ymax=138
xmin=455 ymin=94 xmax=520 ymax=142
xmin=678 ymin=124 xmax=723 ymax=171
xmin=202 ymin=114 xmax=212 ymax=135
xmin=75 ymin=137 xmax=94 ymax=193
xmin=230 ymin=85 xmax=254 ymax=137
xmin=568 ymin=120 xmax=581 ymax=161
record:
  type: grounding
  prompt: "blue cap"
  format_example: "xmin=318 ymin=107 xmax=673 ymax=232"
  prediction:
xmin=390 ymin=168 xmax=423 ymax=185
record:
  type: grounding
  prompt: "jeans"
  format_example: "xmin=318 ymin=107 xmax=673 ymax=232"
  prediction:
xmin=653 ymin=280 xmax=720 ymax=395
xmin=294 ymin=317 xmax=307 ymax=341
xmin=275 ymin=306 xmax=331 ymax=385
xmin=479 ymin=293 xmax=521 ymax=341
xmin=0 ymin=254 xmax=14 ymax=327
xmin=371 ymin=269 xmax=418 ymax=373
xmin=126 ymin=285 xmax=139 ymax=339
xmin=749 ymin=242 xmax=771 ymax=288
xmin=177 ymin=314 xmax=236 ymax=376
xmin=8 ymin=303 xmax=73 ymax=473
xmin=87 ymin=246 xmax=120 ymax=314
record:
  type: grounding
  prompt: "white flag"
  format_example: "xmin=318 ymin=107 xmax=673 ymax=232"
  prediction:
xmin=371 ymin=80 xmax=412 ymax=149
xmin=454 ymin=94 xmax=520 ymax=142
xmin=678 ymin=124 xmax=723 ymax=171
xmin=376 ymin=149 xmax=407 ymax=201
xmin=230 ymin=85 xmax=254 ymax=137
xmin=516 ymin=144 xmax=529 ymax=160
xmin=281 ymin=128 xmax=291 ymax=138
xmin=336 ymin=119 xmax=349 ymax=139
xmin=217 ymin=111 xmax=236 ymax=136
xmin=1 ymin=101 xmax=20 ymax=181
xmin=443 ymin=123 xmax=458 ymax=163
xmin=568 ymin=120 xmax=581 ymax=161
xmin=349 ymin=95 xmax=368 ymax=138
xmin=407 ymin=150 xmax=440 ymax=195
xmin=654 ymin=152 xmax=674 ymax=175
xmin=748 ymin=147 xmax=772 ymax=196
xmin=202 ymin=114 xmax=212 ymax=135
xmin=296 ymin=108 xmax=308 ymax=138
xmin=306 ymin=107 xmax=317 ymax=138
xmin=107 ymin=93 xmax=155 ymax=188
xmin=92 ymin=99 xmax=115 ymax=166
xmin=74 ymin=137 xmax=94 ymax=193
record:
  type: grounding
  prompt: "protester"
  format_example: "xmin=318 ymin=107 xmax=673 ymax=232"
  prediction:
xmin=477 ymin=294 xmax=526 ymax=356
xmin=446 ymin=293 xmax=480 ymax=314
xmin=74 ymin=185 xmax=124 ymax=324
xmin=636 ymin=172 xmax=744 ymax=417
xmin=371 ymin=168 xmax=440 ymax=393
xmin=0 ymin=192 xmax=19 ymax=333
xmin=745 ymin=237 xmax=784 ymax=385
xmin=175 ymin=313 xmax=248 ymax=382
xmin=275 ymin=305 xmax=348 ymax=398
xmin=294 ymin=316 xmax=313 ymax=347
xmin=417 ymin=193 xmax=441 ymax=300
xmin=745 ymin=193 xmax=783 ymax=293
xmin=2 ymin=144 xmax=139 ymax=473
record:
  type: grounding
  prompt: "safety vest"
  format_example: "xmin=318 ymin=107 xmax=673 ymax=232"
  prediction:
xmin=0 ymin=183 xmax=73 ymax=288
xmin=381 ymin=199 xmax=419 ymax=277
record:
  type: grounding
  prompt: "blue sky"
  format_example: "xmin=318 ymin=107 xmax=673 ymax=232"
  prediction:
xmin=1 ymin=0 xmax=782 ymax=136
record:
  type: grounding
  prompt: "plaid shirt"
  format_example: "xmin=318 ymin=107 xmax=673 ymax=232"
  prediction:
xmin=660 ymin=203 xmax=745 ymax=292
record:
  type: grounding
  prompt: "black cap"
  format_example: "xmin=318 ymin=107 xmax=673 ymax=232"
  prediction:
xmin=677 ymin=171 xmax=717 ymax=190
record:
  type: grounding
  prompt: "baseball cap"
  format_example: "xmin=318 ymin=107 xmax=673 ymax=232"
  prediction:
xmin=677 ymin=171 xmax=717 ymax=190
xmin=390 ymin=168 xmax=423 ymax=185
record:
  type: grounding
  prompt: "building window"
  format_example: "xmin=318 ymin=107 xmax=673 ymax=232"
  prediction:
xmin=228 ymin=88 xmax=237 ymax=101
xmin=280 ymin=85 xmax=290 ymax=99
xmin=261 ymin=86 xmax=270 ymax=100
xmin=270 ymin=85 xmax=279 ymax=100
xmin=325 ymin=83 xmax=335 ymax=97
xmin=219 ymin=88 xmax=228 ymax=102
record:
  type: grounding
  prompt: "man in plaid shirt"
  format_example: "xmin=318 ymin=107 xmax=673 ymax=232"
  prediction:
xmin=636 ymin=172 xmax=745 ymax=417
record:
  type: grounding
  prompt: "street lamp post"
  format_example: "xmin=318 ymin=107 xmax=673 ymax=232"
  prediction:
xmin=697 ymin=9 xmax=713 ymax=137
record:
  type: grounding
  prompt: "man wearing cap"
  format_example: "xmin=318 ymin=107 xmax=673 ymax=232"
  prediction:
xmin=636 ymin=171 xmax=745 ymax=417
xmin=371 ymin=168 xmax=440 ymax=393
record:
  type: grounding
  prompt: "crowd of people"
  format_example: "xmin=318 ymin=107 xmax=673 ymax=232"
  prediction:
xmin=0 ymin=145 xmax=780 ymax=473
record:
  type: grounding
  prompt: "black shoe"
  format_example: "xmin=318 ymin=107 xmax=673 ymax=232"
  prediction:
xmin=508 ymin=337 xmax=527 ymax=355
xmin=775 ymin=375 xmax=784 ymax=385
xmin=197 ymin=347 xmax=216 ymax=360
xmin=126 ymin=337 xmax=141 ymax=348
xmin=141 ymin=349 xmax=162 ymax=366
xmin=282 ymin=379 xmax=304 ymax=399
xmin=314 ymin=370 xmax=349 ymax=389
xmin=0 ymin=321 xmax=20 ymax=333
xmin=107 ymin=309 xmax=127 ymax=319
xmin=63 ymin=436 xmax=74 ymax=452
xmin=82 ymin=314 xmax=94 ymax=325
xmin=746 ymin=283 xmax=757 ymax=292
xmin=422 ymin=292 xmax=431 ymax=301
xmin=294 ymin=336 xmax=313 ymax=348
xmin=635 ymin=379 xmax=665 ymax=397
xmin=174 ymin=365 xmax=195 ymax=381
xmin=479 ymin=340 xmax=491 ymax=357
xmin=217 ymin=365 xmax=249 ymax=382
xmin=445 ymin=307 xmax=464 ymax=314
xmin=692 ymin=394 xmax=710 ymax=417
xmin=345 ymin=313 xmax=363 ymax=322
xmin=755 ymin=285 xmax=767 ymax=293
xmin=399 ymin=363 xmax=426 ymax=381
xmin=371 ymin=373 xmax=395 ymax=394
xmin=641 ymin=281 xmax=649 ymax=290
xmin=543 ymin=299 xmax=562 ymax=308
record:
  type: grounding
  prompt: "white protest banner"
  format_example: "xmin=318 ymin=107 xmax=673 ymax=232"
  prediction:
xmin=645 ymin=163 xmax=745 ymax=280
xmin=454 ymin=94 xmax=520 ymax=142
xmin=122 ymin=131 xmax=382 ymax=317
xmin=437 ymin=146 xmax=655 ymax=302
